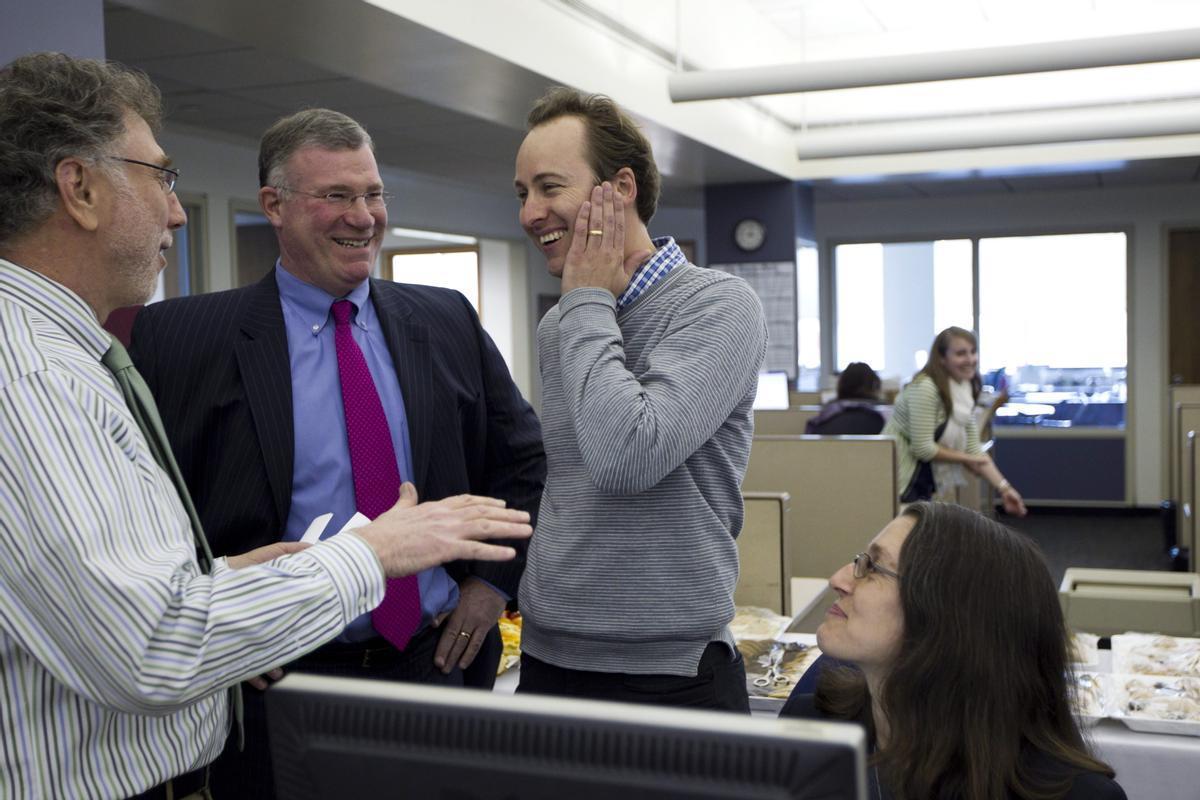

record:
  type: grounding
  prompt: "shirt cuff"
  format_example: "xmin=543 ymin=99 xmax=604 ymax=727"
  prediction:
xmin=306 ymin=533 xmax=387 ymax=624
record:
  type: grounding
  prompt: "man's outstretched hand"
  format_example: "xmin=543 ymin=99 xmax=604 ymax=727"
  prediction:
xmin=353 ymin=483 xmax=531 ymax=578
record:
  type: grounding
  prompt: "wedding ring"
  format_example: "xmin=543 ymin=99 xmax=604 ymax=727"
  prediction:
xmin=587 ymin=229 xmax=603 ymax=236
xmin=457 ymin=630 xmax=471 ymax=639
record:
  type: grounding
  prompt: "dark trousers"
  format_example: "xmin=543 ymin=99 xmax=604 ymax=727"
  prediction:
xmin=210 ymin=625 xmax=463 ymax=800
xmin=461 ymin=622 xmax=503 ymax=690
xmin=517 ymin=642 xmax=750 ymax=713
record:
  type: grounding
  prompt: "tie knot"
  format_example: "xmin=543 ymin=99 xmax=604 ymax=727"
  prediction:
xmin=102 ymin=335 xmax=133 ymax=372
xmin=331 ymin=299 xmax=356 ymax=327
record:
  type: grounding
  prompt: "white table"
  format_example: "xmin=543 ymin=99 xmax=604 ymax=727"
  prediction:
xmin=1088 ymin=720 xmax=1200 ymax=800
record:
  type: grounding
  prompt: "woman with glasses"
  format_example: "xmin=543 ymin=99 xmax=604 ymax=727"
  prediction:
xmin=781 ymin=502 xmax=1125 ymax=800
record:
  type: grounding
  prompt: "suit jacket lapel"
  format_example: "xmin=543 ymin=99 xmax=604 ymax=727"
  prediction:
xmin=235 ymin=272 xmax=294 ymax=525
xmin=371 ymin=280 xmax=432 ymax=490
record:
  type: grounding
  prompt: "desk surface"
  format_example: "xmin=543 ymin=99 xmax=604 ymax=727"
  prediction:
xmin=492 ymin=652 xmax=1198 ymax=800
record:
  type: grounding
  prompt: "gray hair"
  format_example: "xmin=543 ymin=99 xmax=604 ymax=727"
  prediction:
xmin=0 ymin=52 xmax=162 ymax=246
xmin=258 ymin=108 xmax=374 ymax=188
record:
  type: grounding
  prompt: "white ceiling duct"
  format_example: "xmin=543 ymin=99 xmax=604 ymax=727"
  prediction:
xmin=669 ymin=27 xmax=1200 ymax=101
xmin=795 ymin=98 xmax=1200 ymax=160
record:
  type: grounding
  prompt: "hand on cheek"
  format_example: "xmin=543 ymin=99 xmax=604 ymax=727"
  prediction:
xmin=560 ymin=183 xmax=651 ymax=297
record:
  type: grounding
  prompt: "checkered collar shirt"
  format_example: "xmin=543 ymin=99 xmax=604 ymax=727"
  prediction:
xmin=616 ymin=236 xmax=685 ymax=310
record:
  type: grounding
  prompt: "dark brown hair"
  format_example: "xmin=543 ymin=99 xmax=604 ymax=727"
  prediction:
xmin=816 ymin=502 xmax=1114 ymax=800
xmin=916 ymin=326 xmax=982 ymax=418
xmin=526 ymin=86 xmax=660 ymax=225
xmin=837 ymin=362 xmax=881 ymax=401
xmin=0 ymin=52 xmax=161 ymax=245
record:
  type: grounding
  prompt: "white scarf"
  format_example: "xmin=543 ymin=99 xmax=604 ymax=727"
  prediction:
xmin=932 ymin=379 xmax=975 ymax=491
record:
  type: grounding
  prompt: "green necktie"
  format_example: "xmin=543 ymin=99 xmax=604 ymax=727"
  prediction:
xmin=101 ymin=335 xmax=244 ymax=747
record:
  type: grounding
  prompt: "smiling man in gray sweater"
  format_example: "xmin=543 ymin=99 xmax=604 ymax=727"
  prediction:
xmin=512 ymin=87 xmax=767 ymax=711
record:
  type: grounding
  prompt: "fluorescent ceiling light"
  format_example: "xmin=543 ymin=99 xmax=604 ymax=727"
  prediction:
xmin=390 ymin=227 xmax=478 ymax=245
xmin=669 ymin=27 xmax=1200 ymax=101
xmin=796 ymin=99 xmax=1200 ymax=160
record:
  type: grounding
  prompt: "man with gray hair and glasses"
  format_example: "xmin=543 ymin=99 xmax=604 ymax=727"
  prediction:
xmin=0 ymin=52 xmax=532 ymax=800
xmin=128 ymin=107 xmax=545 ymax=796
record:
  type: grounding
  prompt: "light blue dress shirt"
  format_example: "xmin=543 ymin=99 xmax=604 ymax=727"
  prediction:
xmin=275 ymin=263 xmax=458 ymax=641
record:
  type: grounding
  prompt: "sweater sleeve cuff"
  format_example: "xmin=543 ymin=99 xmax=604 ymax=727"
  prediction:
xmin=558 ymin=287 xmax=616 ymax=318
xmin=306 ymin=533 xmax=387 ymax=623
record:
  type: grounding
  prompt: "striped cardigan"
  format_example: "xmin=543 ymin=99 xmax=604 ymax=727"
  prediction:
xmin=883 ymin=374 xmax=982 ymax=498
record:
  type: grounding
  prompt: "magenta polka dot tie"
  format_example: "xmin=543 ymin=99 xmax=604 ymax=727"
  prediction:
xmin=331 ymin=299 xmax=421 ymax=649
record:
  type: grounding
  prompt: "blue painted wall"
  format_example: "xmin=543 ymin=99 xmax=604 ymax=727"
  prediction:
xmin=993 ymin=436 xmax=1125 ymax=502
xmin=705 ymin=181 xmax=814 ymax=264
xmin=1 ymin=0 xmax=105 ymax=63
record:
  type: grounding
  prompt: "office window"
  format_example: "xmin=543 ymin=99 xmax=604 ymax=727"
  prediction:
xmin=796 ymin=243 xmax=821 ymax=390
xmin=231 ymin=202 xmax=276 ymax=288
xmin=834 ymin=239 xmax=972 ymax=378
xmin=149 ymin=194 xmax=206 ymax=302
xmin=383 ymin=246 xmax=480 ymax=312
xmin=979 ymin=232 xmax=1127 ymax=427
xmin=834 ymin=232 xmax=1126 ymax=427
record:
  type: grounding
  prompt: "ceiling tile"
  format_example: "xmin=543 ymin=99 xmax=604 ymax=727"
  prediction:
xmin=999 ymin=173 xmax=1101 ymax=192
xmin=104 ymin=7 xmax=240 ymax=61
xmin=348 ymin=102 xmax=479 ymax=132
xmin=227 ymin=79 xmax=409 ymax=113
xmin=164 ymin=90 xmax=291 ymax=124
xmin=1099 ymin=157 xmax=1200 ymax=186
xmin=127 ymin=49 xmax=339 ymax=92
xmin=915 ymin=179 xmax=1012 ymax=196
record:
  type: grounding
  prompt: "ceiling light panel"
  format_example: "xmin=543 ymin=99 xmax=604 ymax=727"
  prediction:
xmin=761 ymin=59 xmax=1200 ymax=127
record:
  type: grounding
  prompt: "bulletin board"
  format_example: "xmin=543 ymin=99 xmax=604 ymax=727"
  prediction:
xmin=709 ymin=261 xmax=798 ymax=381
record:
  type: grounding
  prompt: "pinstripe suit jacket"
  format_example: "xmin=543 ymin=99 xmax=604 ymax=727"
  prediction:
xmin=128 ymin=271 xmax=545 ymax=597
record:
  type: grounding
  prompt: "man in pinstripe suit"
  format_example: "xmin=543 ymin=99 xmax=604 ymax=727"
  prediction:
xmin=129 ymin=109 xmax=545 ymax=798
xmin=0 ymin=53 xmax=533 ymax=800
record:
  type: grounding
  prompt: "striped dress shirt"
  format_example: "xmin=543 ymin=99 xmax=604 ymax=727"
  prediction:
xmin=0 ymin=259 xmax=385 ymax=799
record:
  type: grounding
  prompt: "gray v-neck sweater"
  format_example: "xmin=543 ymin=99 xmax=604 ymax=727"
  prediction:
xmin=519 ymin=263 xmax=768 ymax=675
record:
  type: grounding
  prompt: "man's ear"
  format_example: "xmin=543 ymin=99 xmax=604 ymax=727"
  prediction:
xmin=613 ymin=167 xmax=637 ymax=206
xmin=259 ymin=185 xmax=285 ymax=227
xmin=56 ymin=157 xmax=103 ymax=232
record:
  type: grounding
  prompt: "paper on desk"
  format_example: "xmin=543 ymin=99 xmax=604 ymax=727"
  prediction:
xmin=299 ymin=511 xmax=371 ymax=544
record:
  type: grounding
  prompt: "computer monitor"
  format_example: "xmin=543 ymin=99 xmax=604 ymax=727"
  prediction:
xmin=754 ymin=371 xmax=791 ymax=411
xmin=266 ymin=673 xmax=866 ymax=800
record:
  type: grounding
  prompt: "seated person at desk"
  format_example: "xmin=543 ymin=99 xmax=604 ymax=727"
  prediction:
xmin=781 ymin=502 xmax=1125 ymax=800
xmin=805 ymin=361 xmax=885 ymax=435
xmin=884 ymin=326 xmax=1026 ymax=516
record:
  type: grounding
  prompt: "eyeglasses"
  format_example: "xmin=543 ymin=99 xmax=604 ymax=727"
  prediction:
xmin=852 ymin=552 xmax=901 ymax=581
xmin=111 ymin=157 xmax=179 ymax=193
xmin=276 ymin=186 xmax=392 ymax=209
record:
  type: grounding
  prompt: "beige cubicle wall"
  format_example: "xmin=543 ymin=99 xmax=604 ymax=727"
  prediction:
xmin=742 ymin=435 xmax=898 ymax=590
xmin=752 ymin=406 xmax=820 ymax=437
xmin=1183 ymin=428 xmax=1200 ymax=573
xmin=1169 ymin=387 xmax=1200 ymax=502
xmin=735 ymin=492 xmax=790 ymax=614
xmin=1169 ymin=388 xmax=1200 ymax=566
xmin=788 ymin=390 xmax=823 ymax=407
xmin=1171 ymin=393 xmax=1200 ymax=568
xmin=1060 ymin=568 xmax=1200 ymax=636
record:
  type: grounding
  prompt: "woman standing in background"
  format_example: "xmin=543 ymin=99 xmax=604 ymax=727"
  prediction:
xmin=884 ymin=327 xmax=1026 ymax=516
